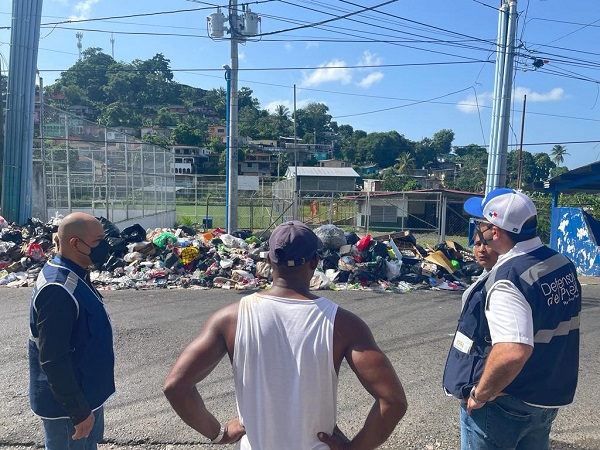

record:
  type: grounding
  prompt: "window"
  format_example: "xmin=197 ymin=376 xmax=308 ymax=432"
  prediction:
xmin=371 ymin=205 xmax=397 ymax=222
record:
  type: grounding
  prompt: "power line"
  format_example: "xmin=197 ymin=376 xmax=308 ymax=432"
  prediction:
xmin=36 ymin=59 xmax=491 ymax=73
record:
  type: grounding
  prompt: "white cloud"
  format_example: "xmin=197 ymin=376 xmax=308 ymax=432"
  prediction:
xmin=284 ymin=43 xmax=293 ymax=52
xmin=513 ymin=86 xmax=565 ymax=102
xmin=264 ymin=98 xmax=313 ymax=113
xmin=456 ymin=86 xmax=564 ymax=113
xmin=357 ymin=50 xmax=382 ymax=67
xmin=300 ymin=59 xmax=351 ymax=87
xmin=238 ymin=51 xmax=246 ymax=61
xmin=456 ymin=92 xmax=492 ymax=114
xmin=357 ymin=72 xmax=384 ymax=88
xmin=69 ymin=0 xmax=100 ymax=21
xmin=305 ymin=42 xmax=319 ymax=50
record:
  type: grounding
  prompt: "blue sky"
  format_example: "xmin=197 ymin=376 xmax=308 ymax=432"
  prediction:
xmin=1 ymin=0 xmax=599 ymax=170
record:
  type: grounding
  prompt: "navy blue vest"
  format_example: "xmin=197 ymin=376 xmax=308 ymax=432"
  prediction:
xmin=443 ymin=244 xmax=580 ymax=407
xmin=29 ymin=256 xmax=115 ymax=418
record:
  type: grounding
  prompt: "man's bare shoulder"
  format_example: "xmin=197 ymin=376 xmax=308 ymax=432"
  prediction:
xmin=334 ymin=307 xmax=374 ymax=342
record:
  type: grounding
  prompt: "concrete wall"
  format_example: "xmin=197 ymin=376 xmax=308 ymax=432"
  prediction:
xmin=48 ymin=208 xmax=176 ymax=232
xmin=553 ymin=207 xmax=600 ymax=276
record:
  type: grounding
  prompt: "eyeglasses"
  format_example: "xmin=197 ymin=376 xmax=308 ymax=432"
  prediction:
xmin=474 ymin=222 xmax=493 ymax=246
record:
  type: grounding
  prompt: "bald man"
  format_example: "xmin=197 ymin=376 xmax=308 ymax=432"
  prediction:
xmin=29 ymin=213 xmax=114 ymax=450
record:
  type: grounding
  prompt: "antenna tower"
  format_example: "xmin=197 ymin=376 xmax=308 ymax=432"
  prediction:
xmin=110 ymin=33 xmax=115 ymax=59
xmin=76 ymin=32 xmax=83 ymax=60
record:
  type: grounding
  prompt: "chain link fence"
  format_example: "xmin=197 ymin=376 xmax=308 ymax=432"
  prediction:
xmin=33 ymin=104 xmax=176 ymax=227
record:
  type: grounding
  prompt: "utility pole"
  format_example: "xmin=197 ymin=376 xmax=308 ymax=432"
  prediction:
xmin=110 ymin=33 xmax=115 ymax=59
xmin=485 ymin=0 xmax=518 ymax=194
xmin=517 ymin=94 xmax=527 ymax=189
xmin=227 ymin=0 xmax=239 ymax=233
xmin=1 ymin=0 xmax=43 ymax=223
xmin=207 ymin=4 xmax=260 ymax=232
xmin=293 ymin=84 xmax=298 ymax=220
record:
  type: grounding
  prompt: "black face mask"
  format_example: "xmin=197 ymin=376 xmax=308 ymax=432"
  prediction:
xmin=79 ymin=239 xmax=111 ymax=267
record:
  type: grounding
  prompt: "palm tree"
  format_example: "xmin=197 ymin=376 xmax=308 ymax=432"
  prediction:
xmin=394 ymin=152 xmax=415 ymax=174
xmin=274 ymin=104 xmax=291 ymax=137
xmin=550 ymin=144 xmax=569 ymax=166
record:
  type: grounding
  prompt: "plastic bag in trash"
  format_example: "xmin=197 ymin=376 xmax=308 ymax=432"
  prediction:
xmin=98 ymin=217 xmax=121 ymax=238
xmin=385 ymin=259 xmax=403 ymax=281
xmin=220 ymin=234 xmax=249 ymax=249
xmin=120 ymin=224 xmax=147 ymax=244
xmin=0 ymin=216 xmax=8 ymax=229
xmin=314 ymin=224 xmax=346 ymax=250
xmin=355 ymin=234 xmax=371 ymax=252
xmin=344 ymin=231 xmax=359 ymax=245
xmin=25 ymin=243 xmax=45 ymax=261
xmin=153 ymin=232 xmax=178 ymax=250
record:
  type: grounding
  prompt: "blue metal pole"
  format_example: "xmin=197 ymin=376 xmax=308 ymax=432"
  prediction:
xmin=1 ymin=0 xmax=43 ymax=223
xmin=224 ymin=66 xmax=231 ymax=231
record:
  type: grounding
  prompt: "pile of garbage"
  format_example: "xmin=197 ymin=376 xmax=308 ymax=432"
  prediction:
xmin=0 ymin=215 xmax=484 ymax=292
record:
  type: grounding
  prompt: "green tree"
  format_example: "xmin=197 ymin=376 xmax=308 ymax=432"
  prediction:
xmin=507 ymin=150 xmax=536 ymax=188
xmin=452 ymin=147 xmax=488 ymax=192
xmin=432 ymin=129 xmax=455 ymax=155
xmin=98 ymin=102 xmax=140 ymax=127
xmin=551 ymin=166 xmax=569 ymax=178
xmin=274 ymin=105 xmax=292 ymax=137
xmin=356 ymin=131 xmax=410 ymax=168
xmin=204 ymin=88 xmax=227 ymax=119
xmin=294 ymin=103 xmax=333 ymax=143
xmin=154 ymin=107 xmax=178 ymax=127
xmin=413 ymin=138 xmax=436 ymax=168
xmin=533 ymin=153 xmax=556 ymax=180
xmin=394 ymin=152 xmax=415 ymax=174
xmin=550 ymin=144 xmax=569 ymax=166
xmin=170 ymin=123 xmax=202 ymax=146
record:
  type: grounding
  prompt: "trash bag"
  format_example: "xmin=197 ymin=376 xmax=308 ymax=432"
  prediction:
xmin=344 ymin=231 xmax=359 ymax=245
xmin=98 ymin=217 xmax=121 ymax=238
xmin=385 ymin=259 xmax=403 ymax=281
xmin=0 ymin=216 xmax=8 ymax=229
xmin=220 ymin=234 xmax=249 ymax=249
xmin=25 ymin=243 xmax=45 ymax=261
xmin=355 ymin=234 xmax=371 ymax=252
xmin=370 ymin=240 xmax=389 ymax=259
xmin=1 ymin=229 xmax=23 ymax=245
xmin=152 ymin=232 xmax=178 ymax=250
xmin=314 ymin=224 xmax=346 ymax=250
xmin=177 ymin=225 xmax=197 ymax=236
xmin=120 ymin=224 xmax=146 ymax=244
xmin=103 ymin=255 xmax=125 ymax=271
xmin=318 ymin=248 xmax=340 ymax=271
xmin=106 ymin=236 xmax=128 ymax=257
xmin=232 ymin=229 xmax=253 ymax=240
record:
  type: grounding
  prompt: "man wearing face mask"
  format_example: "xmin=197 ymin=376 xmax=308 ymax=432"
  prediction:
xmin=29 ymin=212 xmax=114 ymax=450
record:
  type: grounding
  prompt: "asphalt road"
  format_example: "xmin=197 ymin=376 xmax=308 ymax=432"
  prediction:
xmin=1 ymin=283 xmax=599 ymax=450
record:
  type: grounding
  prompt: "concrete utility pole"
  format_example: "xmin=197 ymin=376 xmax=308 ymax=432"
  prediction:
xmin=1 ymin=0 xmax=43 ymax=223
xmin=485 ymin=0 xmax=518 ymax=194
xmin=227 ymin=0 xmax=240 ymax=233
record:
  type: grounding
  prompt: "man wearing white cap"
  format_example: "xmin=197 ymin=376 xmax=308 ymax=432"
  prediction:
xmin=443 ymin=188 xmax=581 ymax=450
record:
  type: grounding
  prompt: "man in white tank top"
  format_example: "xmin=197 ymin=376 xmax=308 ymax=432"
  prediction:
xmin=164 ymin=221 xmax=407 ymax=449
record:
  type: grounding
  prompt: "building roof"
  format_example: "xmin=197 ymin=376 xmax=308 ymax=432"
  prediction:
xmin=285 ymin=166 xmax=360 ymax=178
xmin=523 ymin=161 xmax=600 ymax=194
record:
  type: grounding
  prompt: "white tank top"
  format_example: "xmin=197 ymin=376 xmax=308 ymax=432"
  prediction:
xmin=233 ymin=293 xmax=339 ymax=450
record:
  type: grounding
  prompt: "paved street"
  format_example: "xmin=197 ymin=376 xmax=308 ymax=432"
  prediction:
xmin=1 ymin=283 xmax=599 ymax=449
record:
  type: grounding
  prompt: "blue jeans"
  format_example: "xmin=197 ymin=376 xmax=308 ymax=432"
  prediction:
xmin=42 ymin=407 xmax=104 ymax=450
xmin=460 ymin=395 xmax=559 ymax=450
